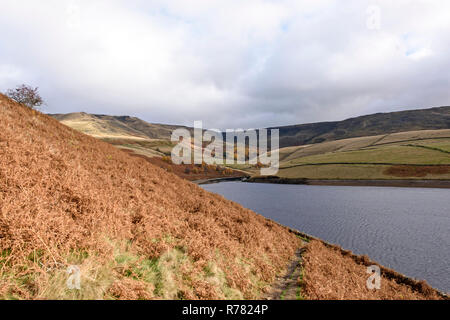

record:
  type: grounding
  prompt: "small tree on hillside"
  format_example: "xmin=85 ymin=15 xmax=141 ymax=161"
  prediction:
xmin=5 ymin=84 xmax=44 ymax=109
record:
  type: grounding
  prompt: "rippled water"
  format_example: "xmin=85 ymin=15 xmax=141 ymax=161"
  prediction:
xmin=201 ymin=182 xmax=450 ymax=293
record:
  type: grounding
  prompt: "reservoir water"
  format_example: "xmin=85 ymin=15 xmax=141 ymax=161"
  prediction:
xmin=201 ymin=182 xmax=450 ymax=293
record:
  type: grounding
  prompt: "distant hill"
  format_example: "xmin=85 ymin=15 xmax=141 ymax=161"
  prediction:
xmin=272 ymin=106 xmax=450 ymax=148
xmin=275 ymin=129 xmax=450 ymax=180
xmin=228 ymin=128 xmax=450 ymax=181
xmin=50 ymin=112 xmax=192 ymax=140
xmin=51 ymin=106 xmax=450 ymax=149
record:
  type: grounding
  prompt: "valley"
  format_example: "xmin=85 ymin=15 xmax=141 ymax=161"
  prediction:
xmin=2 ymin=94 xmax=446 ymax=299
xmin=49 ymin=110 xmax=450 ymax=184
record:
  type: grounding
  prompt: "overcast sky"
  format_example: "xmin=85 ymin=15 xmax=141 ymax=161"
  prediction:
xmin=1 ymin=0 xmax=449 ymax=128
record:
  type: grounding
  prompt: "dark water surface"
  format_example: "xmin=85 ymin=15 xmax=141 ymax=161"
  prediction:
xmin=201 ymin=182 xmax=450 ymax=293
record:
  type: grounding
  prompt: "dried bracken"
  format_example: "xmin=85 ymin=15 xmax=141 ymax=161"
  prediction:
xmin=302 ymin=240 xmax=444 ymax=300
xmin=126 ymin=153 xmax=245 ymax=181
xmin=384 ymin=165 xmax=450 ymax=177
xmin=0 ymin=94 xmax=300 ymax=299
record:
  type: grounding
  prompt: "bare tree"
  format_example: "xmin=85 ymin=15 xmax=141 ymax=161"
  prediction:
xmin=5 ymin=84 xmax=44 ymax=109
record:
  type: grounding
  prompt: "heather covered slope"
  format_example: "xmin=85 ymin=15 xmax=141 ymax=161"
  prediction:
xmin=0 ymin=94 xmax=300 ymax=299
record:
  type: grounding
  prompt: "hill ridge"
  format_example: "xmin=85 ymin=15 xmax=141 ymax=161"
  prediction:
xmin=51 ymin=106 xmax=450 ymax=148
xmin=271 ymin=106 xmax=450 ymax=147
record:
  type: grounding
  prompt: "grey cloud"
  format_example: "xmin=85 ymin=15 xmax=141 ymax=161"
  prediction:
xmin=0 ymin=0 xmax=449 ymax=129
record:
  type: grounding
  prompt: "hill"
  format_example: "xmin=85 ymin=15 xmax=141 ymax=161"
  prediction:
xmin=50 ymin=112 xmax=188 ymax=158
xmin=50 ymin=106 xmax=450 ymax=164
xmin=50 ymin=112 xmax=192 ymax=140
xmin=1 ymin=95 xmax=300 ymax=299
xmin=237 ymin=129 xmax=450 ymax=181
xmin=277 ymin=129 xmax=450 ymax=180
xmin=50 ymin=109 xmax=450 ymax=183
xmin=272 ymin=106 xmax=450 ymax=148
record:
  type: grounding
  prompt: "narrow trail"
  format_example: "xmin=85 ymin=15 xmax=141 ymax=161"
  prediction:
xmin=264 ymin=241 xmax=308 ymax=300
xmin=407 ymin=144 xmax=450 ymax=154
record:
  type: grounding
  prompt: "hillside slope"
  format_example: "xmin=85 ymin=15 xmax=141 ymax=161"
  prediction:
xmin=272 ymin=106 xmax=450 ymax=147
xmin=278 ymin=129 xmax=450 ymax=162
xmin=0 ymin=94 xmax=300 ymax=299
xmin=237 ymin=129 xmax=450 ymax=181
xmin=50 ymin=112 xmax=192 ymax=140
xmin=50 ymin=107 xmax=450 ymax=162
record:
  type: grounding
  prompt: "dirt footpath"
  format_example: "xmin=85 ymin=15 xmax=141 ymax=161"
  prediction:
xmin=264 ymin=242 xmax=308 ymax=300
xmin=264 ymin=237 xmax=447 ymax=300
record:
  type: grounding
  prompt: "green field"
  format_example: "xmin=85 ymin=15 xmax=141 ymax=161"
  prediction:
xmin=275 ymin=164 xmax=450 ymax=180
xmin=283 ymin=143 xmax=450 ymax=166
xmin=247 ymin=130 xmax=450 ymax=180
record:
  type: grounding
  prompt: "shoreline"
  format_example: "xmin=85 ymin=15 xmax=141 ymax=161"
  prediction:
xmin=245 ymin=177 xmax=450 ymax=188
xmin=282 ymin=226 xmax=449 ymax=298
xmin=193 ymin=176 xmax=249 ymax=185
xmin=198 ymin=176 xmax=449 ymax=297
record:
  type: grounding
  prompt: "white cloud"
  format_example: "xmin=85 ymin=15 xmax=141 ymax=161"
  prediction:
xmin=0 ymin=0 xmax=449 ymax=128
